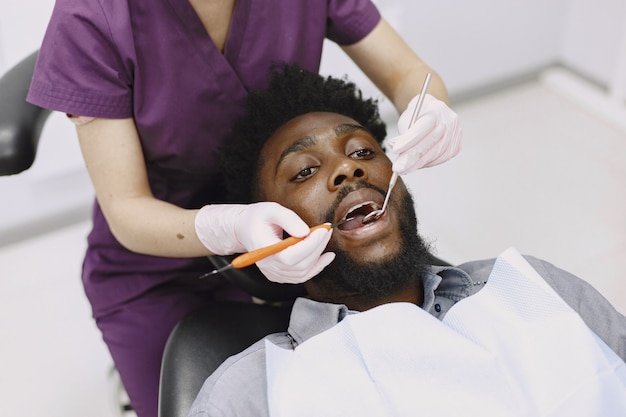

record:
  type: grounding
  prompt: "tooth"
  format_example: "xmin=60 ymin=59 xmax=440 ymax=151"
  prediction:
xmin=344 ymin=202 xmax=367 ymax=218
xmin=342 ymin=201 xmax=379 ymax=221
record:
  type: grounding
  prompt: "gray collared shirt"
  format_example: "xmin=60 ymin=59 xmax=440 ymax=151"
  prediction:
xmin=187 ymin=256 xmax=626 ymax=417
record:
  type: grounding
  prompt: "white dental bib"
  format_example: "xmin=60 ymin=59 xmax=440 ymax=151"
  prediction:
xmin=265 ymin=248 xmax=626 ymax=417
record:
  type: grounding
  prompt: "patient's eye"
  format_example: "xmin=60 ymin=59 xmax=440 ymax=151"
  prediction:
xmin=350 ymin=148 xmax=376 ymax=159
xmin=293 ymin=166 xmax=318 ymax=181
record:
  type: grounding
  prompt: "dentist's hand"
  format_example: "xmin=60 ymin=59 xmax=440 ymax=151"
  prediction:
xmin=195 ymin=203 xmax=334 ymax=284
xmin=388 ymin=93 xmax=462 ymax=174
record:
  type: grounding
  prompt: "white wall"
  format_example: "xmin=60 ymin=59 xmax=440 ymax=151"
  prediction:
xmin=0 ymin=1 xmax=53 ymax=68
xmin=560 ymin=0 xmax=626 ymax=101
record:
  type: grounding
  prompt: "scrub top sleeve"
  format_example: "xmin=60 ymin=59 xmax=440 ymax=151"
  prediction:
xmin=27 ymin=0 xmax=134 ymax=118
xmin=326 ymin=0 xmax=381 ymax=45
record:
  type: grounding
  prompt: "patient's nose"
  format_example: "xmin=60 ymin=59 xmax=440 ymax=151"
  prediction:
xmin=329 ymin=159 xmax=366 ymax=189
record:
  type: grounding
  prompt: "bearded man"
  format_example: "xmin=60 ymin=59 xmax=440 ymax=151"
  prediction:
xmin=187 ymin=64 xmax=626 ymax=417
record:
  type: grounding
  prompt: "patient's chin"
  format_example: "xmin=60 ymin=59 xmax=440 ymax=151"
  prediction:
xmin=345 ymin=245 xmax=401 ymax=268
xmin=315 ymin=244 xmax=418 ymax=302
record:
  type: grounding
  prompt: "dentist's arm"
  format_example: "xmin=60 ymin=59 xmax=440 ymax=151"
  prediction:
xmin=77 ymin=117 xmax=207 ymax=257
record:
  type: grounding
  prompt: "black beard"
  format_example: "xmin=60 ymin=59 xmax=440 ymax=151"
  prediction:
xmin=309 ymin=188 xmax=432 ymax=303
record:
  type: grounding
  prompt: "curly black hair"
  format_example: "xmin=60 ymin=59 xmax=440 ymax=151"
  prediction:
xmin=219 ymin=62 xmax=387 ymax=203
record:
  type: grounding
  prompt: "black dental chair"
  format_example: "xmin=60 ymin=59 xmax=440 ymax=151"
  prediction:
xmin=157 ymin=257 xmax=305 ymax=417
xmin=0 ymin=50 xmax=50 ymax=175
xmin=0 ymin=50 xmax=306 ymax=417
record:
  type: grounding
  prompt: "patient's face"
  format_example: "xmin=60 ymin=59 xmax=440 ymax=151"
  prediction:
xmin=257 ymin=112 xmax=404 ymax=263
xmin=258 ymin=112 xmax=431 ymax=305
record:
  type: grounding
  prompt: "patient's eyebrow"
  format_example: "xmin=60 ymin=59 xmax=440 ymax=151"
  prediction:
xmin=276 ymin=135 xmax=317 ymax=173
xmin=334 ymin=123 xmax=367 ymax=136
xmin=275 ymin=123 xmax=368 ymax=174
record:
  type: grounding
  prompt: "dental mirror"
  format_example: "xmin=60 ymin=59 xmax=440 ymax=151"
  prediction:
xmin=362 ymin=72 xmax=432 ymax=225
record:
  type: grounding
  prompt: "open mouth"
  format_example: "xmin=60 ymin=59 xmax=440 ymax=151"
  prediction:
xmin=338 ymin=201 xmax=381 ymax=231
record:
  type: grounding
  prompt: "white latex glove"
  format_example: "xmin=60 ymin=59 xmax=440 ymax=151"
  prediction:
xmin=387 ymin=93 xmax=462 ymax=174
xmin=194 ymin=203 xmax=335 ymax=284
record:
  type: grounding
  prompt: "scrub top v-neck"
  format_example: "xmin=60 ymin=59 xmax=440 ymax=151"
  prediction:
xmin=167 ymin=0 xmax=250 ymax=93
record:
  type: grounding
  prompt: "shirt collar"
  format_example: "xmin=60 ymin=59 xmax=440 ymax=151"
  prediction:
xmin=287 ymin=265 xmax=476 ymax=346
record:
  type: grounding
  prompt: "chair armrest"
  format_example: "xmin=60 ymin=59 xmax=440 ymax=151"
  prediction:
xmin=0 ymin=50 xmax=52 ymax=176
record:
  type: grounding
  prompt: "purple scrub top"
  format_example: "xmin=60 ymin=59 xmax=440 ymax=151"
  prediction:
xmin=27 ymin=0 xmax=381 ymax=317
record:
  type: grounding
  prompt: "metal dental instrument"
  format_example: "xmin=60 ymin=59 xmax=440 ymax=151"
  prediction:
xmin=362 ymin=72 xmax=432 ymax=225
xmin=200 ymin=219 xmax=351 ymax=277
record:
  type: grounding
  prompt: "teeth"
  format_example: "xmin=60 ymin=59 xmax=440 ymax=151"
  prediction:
xmin=342 ymin=201 xmax=379 ymax=220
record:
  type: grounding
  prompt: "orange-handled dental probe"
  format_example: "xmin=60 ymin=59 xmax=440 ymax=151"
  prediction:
xmin=200 ymin=220 xmax=348 ymax=278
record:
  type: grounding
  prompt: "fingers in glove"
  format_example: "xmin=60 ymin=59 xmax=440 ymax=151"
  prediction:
xmin=420 ymin=131 xmax=463 ymax=168
xmin=237 ymin=202 xmax=311 ymax=251
xmin=269 ymin=227 xmax=333 ymax=267
xmin=264 ymin=252 xmax=336 ymax=285
xmin=258 ymin=202 xmax=311 ymax=239
xmin=274 ymin=210 xmax=311 ymax=238
xmin=394 ymin=140 xmax=445 ymax=173
xmin=390 ymin=114 xmax=439 ymax=153
xmin=257 ymin=228 xmax=334 ymax=284
xmin=392 ymin=125 xmax=446 ymax=174
xmin=397 ymin=94 xmax=442 ymax=133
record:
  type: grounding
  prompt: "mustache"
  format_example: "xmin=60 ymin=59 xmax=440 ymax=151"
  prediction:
xmin=322 ymin=180 xmax=387 ymax=223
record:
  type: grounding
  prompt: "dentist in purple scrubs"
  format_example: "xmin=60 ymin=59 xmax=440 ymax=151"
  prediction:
xmin=27 ymin=0 xmax=462 ymax=415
